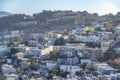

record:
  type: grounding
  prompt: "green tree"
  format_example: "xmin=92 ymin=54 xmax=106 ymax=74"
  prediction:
xmin=14 ymin=37 xmax=21 ymax=42
xmin=16 ymin=68 xmax=20 ymax=73
xmin=76 ymin=71 xmax=83 ymax=76
xmin=26 ymin=77 xmax=30 ymax=80
xmin=85 ymin=30 xmax=91 ymax=36
xmin=49 ymin=69 xmax=58 ymax=74
xmin=54 ymin=37 xmax=65 ymax=45
xmin=11 ymin=47 xmax=18 ymax=54
xmin=59 ymin=71 xmax=67 ymax=77
xmin=5 ymin=47 xmax=18 ymax=58
xmin=104 ymin=51 xmax=116 ymax=60
xmin=94 ymin=71 xmax=102 ymax=76
xmin=46 ymin=75 xmax=52 ymax=79
xmin=3 ymin=75 xmax=7 ymax=80
xmin=48 ymin=51 xmax=60 ymax=60
xmin=81 ymin=63 xmax=86 ymax=70
xmin=117 ymin=75 xmax=120 ymax=80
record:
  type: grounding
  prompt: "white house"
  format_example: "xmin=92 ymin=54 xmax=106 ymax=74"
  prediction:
xmin=7 ymin=74 xmax=18 ymax=80
xmin=2 ymin=64 xmax=16 ymax=75
xmin=60 ymin=65 xmax=82 ymax=76
xmin=28 ymin=40 xmax=38 ymax=47
xmin=29 ymin=33 xmax=40 ymax=40
xmin=46 ymin=62 xmax=57 ymax=70
xmin=11 ymin=30 xmax=20 ymax=37
xmin=0 ymin=45 xmax=10 ymax=57
xmin=53 ymin=76 xmax=62 ymax=80
xmin=93 ymin=62 xmax=114 ymax=74
xmin=115 ymin=25 xmax=120 ymax=33
xmin=60 ymin=44 xmax=84 ymax=57
xmin=80 ymin=58 xmax=91 ymax=64
xmin=74 ymin=35 xmax=100 ymax=42
xmin=67 ymin=66 xmax=82 ymax=76
xmin=27 ymin=47 xmax=41 ymax=56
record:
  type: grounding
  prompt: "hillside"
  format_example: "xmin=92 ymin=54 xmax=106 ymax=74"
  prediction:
xmin=0 ymin=11 xmax=11 ymax=17
xmin=0 ymin=10 xmax=120 ymax=31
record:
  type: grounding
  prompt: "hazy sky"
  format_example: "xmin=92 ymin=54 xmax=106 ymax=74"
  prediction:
xmin=0 ymin=0 xmax=120 ymax=15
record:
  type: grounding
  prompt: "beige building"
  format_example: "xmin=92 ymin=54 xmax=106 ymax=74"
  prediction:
xmin=41 ymin=46 xmax=53 ymax=55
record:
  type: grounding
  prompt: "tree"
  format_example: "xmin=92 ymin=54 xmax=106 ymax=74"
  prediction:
xmin=16 ymin=68 xmax=20 ymax=73
xmin=104 ymin=51 xmax=116 ymax=60
xmin=3 ymin=75 xmax=7 ymax=80
xmin=18 ymin=73 xmax=22 ymax=80
xmin=76 ymin=71 xmax=83 ymax=76
xmin=54 ymin=37 xmax=65 ymax=45
xmin=85 ymin=30 xmax=91 ymax=36
xmin=29 ymin=65 xmax=37 ymax=71
xmin=81 ymin=63 xmax=86 ymax=70
xmin=47 ymin=51 xmax=60 ymax=60
xmin=49 ymin=69 xmax=58 ymax=74
xmin=46 ymin=75 xmax=52 ymax=79
xmin=94 ymin=71 xmax=102 ymax=76
xmin=11 ymin=47 xmax=18 ymax=54
xmin=59 ymin=71 xmax=67 ymax=77
xmin=5 ymin=47 xmax=18 ymax=58
xmin=48 ymin=69 xmax=60 ymax=78
xmin=24 ymin=41 xmax=28 ymax=46
xmin=14 ymin=37 xmax=21 ymax=42
xmin=7 ymin=42 xmax=14 ymax=47
xmin=97 ymin=57 xmax=106 ymax=62
xmin=117 ymin=75 xmax=120 ymax=80
xmin=26 ymin=77 xmax=30 ymax=80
